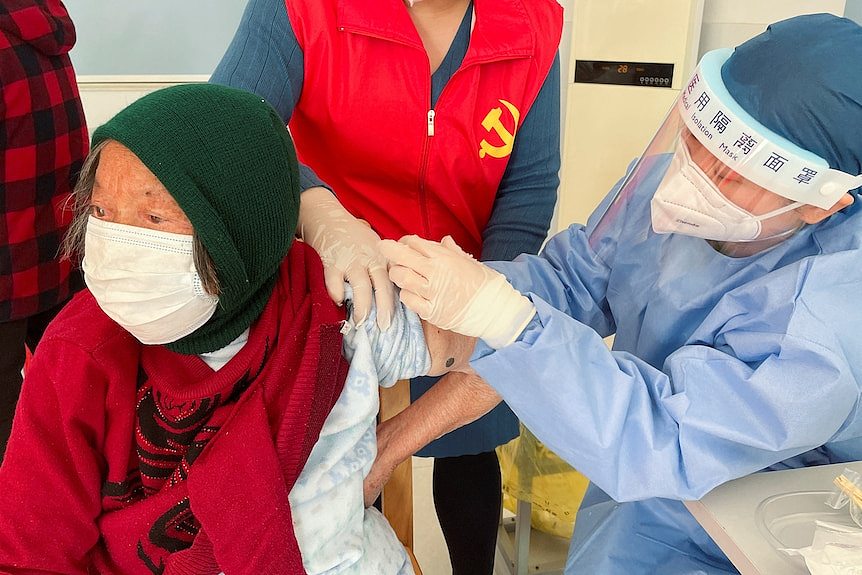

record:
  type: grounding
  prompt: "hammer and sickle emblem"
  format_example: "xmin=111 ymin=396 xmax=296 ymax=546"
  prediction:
xmin=478 ymin=99 xmax=520 ymax=159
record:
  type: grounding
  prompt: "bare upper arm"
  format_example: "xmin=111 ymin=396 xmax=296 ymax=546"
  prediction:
xmin=421 ymin=321 xmax=476 ymax=376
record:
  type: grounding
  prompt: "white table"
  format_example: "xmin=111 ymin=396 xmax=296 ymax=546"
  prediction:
xmin=684 ymin=461 xmax=862 ymax=575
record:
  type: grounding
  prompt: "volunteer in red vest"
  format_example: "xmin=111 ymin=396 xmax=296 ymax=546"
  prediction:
xmin=212 ymin=0 xmax=563 ymax=569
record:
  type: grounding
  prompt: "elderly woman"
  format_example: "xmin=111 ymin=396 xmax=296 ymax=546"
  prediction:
xmin=0 ymin=84 xmax=481 ymax=575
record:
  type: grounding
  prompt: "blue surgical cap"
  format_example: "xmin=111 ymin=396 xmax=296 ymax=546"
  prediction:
xmin=722 ymin=13 xmax=862 ymax=178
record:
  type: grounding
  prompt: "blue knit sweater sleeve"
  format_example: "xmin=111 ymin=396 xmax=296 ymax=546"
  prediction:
xmin=210 ymin=0 xmax=326 ymax=192
xmin=480 ymin=53 xmax=561 ymax=262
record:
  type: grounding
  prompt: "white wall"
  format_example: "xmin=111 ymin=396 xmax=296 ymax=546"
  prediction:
xmin=699 ymin=0 xmax=846 ymax=56
xmin=66 ymin=0 xmax=244 ymax=76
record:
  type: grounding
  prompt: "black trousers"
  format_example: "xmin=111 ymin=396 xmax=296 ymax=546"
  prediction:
xmin=433 ymin=450 xmax=502 ymax=575
xmin=0 ymin=301 xmax=67 ymax=463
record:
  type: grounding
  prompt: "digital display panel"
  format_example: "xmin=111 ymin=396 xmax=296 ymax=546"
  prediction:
xmin=574 ymin=60 xmax=675 ymax=88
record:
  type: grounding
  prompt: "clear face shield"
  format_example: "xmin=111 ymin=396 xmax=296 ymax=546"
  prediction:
xmin=650 ymin=113 xmax=807 ymax=244
xmin=589 ymin=49 xmax=862 ymax=256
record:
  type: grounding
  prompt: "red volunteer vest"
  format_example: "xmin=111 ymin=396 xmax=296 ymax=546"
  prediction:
xmin=286 ymin=0 xmax=562 ymax=257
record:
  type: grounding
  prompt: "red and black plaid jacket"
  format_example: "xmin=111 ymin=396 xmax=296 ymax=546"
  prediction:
xmin=0 ymin=0 xmax=87 ymax=321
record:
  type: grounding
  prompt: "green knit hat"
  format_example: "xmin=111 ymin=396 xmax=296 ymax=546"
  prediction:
xmin=92 ymin=84 xmax=300 ymax=354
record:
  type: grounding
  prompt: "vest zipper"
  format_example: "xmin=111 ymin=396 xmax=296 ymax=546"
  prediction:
xmin=418 ymin=109 xmax=435 ymax=235
xmin=415 ymin=55 xmax=515 ymax=236
xmin=427 ymin=109 xmax=436 ymax=136
xmin=337 ymin=25 xmax=524 ymax=239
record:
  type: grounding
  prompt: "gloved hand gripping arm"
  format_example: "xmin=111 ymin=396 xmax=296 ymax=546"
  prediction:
xmin=298 ymin=187 xmax=395 ymax=329
xmin=379 ymin=235 xmax=536 ymax=348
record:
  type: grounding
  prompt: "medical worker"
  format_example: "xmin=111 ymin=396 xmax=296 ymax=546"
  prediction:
xmin=380 ymin=14 xmax=862 ymax=573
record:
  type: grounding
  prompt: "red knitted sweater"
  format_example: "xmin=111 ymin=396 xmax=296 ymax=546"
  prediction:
xmin=0 ymin=242 xmax=347 ymax=574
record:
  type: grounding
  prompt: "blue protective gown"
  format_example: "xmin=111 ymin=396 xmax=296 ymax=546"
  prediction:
xmin=471 ymin=156 xmax=862 ymax=574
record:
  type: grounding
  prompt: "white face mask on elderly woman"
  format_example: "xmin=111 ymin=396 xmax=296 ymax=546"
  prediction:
xmin=82 ymin=216 xmax=219 ymax=345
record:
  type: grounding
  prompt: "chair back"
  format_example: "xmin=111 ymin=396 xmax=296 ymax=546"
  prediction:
xmin=379 ymin=379 xmax=422 ymax=574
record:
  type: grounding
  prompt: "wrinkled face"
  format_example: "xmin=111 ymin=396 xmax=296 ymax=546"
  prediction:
xmin=90 ymin=141 xmax=193 ymax=235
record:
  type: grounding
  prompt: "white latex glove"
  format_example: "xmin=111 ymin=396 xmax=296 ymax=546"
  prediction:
xmin=298 ymin=187 xmax=394 ymax=329
xmin=379 ymin=235 xmax=535 ymax=349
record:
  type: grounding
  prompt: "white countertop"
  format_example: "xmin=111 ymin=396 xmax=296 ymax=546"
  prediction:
xmin=684 ymin=461 xmax=862 ymax=575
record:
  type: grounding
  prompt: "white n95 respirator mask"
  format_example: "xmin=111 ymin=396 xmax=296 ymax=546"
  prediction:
xmin=82 ymin=216 xmax=219 ymax=345
xmin=650 ymin=140 xmax=802 ymax=242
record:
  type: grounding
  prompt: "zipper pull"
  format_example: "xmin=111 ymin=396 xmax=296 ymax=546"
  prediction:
xmin=427 ymin=109 xmax=436 ymax=137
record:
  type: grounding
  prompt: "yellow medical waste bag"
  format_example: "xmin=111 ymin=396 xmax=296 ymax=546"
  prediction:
xmin=497 ymin=425 xmax=590 ymax=538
